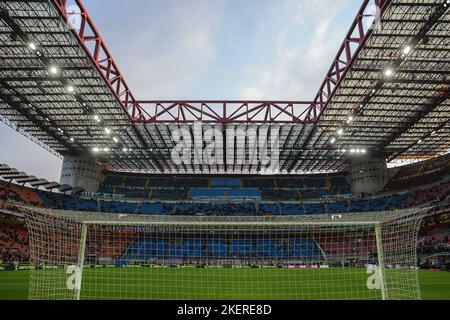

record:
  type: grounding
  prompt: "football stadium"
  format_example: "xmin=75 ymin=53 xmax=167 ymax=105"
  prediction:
xmin=0 ymin=0 xmax=450 ymax=301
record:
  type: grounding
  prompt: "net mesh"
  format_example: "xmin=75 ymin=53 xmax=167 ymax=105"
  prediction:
xmin=23 ymin=206 xmax=428 ymax=300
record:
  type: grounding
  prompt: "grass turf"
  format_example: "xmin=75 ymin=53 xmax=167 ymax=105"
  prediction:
xmin=0 ymin=269 xmax=449 ymax=300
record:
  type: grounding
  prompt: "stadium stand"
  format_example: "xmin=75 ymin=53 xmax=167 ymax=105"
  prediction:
xmin=1 ymin=166 xmax=449 ymax=268
xmin=2 ymin=170 xmax=450 ymax=217
xmin=0 ymin=215 xmax=29 ymax=264
xmin=0 ymin=154 xmax=449 ymax=271
xmin=122 ymin=237 xmax=323 ymax=262
xmin=261 ymin=189 xmax=300 ymax=201
xmin=259 ymin=203 xmax=280 ymax=216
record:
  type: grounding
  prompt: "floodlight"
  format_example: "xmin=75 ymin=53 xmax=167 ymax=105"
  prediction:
xmin=384 ymin=68 xmax=394 ymax=77
xmin=48 ymin=65 xmax=60 ymax=76
xmin=28 ymin=42 xmax=37 ymax=51
xmin=402 ymin=46 xmax=412 ymax=55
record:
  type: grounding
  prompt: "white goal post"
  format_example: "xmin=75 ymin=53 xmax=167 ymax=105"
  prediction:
xmin=22 ymin=206 xmax=429 ymax=300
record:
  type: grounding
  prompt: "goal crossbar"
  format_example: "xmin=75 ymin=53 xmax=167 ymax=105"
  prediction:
xmin=19 ymin=205 xmax=427 ymax=227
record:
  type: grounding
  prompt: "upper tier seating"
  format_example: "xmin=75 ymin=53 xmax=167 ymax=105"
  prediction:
xmin=191 ymin=188 xmax=226 ymax=201
xmin=174 ymin=178 xmax=209 ymax=188
xmin=125 ymin=177 xmax=147 ymax=188
xmin=386 ymin=154 xmax=450 ymax=191
xmin=261 ymin=189 xmax=300 ymax=201
xmin=100 ymin=200 xmax=137 ymax=214
xmin=210 ymin=178 xmax=241 ymax=188
xmin=2 ymin=159 xmax=450 ymax=218
xmin=139 ymin=202 xmax=175 ymax=215
xmin=147 ymin=178 xmax=174 ymax=188
xmin=151 ymin=189 xmax=188 ymax=200
xmin=301 ymin=189 xmax=333 ymax=199
xmin=243 ymin=178 xmax=275 ymax=188
xmin=281 ymin=203 xmax=305 ymax=215
xmin=275 ymin=178 xmax=305 ymax=188
xmin=227 ymin=189 xmax=261 ymax=201
xmin=99 ymin=174 xmax=353 ymax=202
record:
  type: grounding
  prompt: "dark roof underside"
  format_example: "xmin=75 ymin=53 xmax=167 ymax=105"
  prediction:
xmin=0 ymin=0 xmax=449 ymax=175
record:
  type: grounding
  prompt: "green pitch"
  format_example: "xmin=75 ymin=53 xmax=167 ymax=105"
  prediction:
xmin=0 ymin=269 xmax=449 ymax=300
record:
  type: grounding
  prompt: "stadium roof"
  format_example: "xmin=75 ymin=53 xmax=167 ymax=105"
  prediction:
xmin=0 ymin=0 xmax=449 ymax=175
xmin=0 ymin=163 xmax=79 ymax=192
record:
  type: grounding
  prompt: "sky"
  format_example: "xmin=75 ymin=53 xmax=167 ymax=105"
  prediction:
xmin=0 ymin=0 xmax=362 ymax=181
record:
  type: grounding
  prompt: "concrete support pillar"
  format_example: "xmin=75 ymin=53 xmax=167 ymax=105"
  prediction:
xmin=60 ymin=156 xmax=102 ymax=192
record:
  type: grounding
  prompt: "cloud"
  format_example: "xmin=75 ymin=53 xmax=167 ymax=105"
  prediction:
xmin=235 ymin=0 xmax=354 ymax=101
xmin=92 ymin=0 xmax=225 ymax=99
xmin=0 ymin=124 xmax=61 ymax=181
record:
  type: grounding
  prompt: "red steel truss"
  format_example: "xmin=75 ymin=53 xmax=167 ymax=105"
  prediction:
xmin=307 ymin=0 xmax=392 ymax=121
xmin=52 ymin=0 xmax=391 ymax=124
xmin=51 ymin=0 xmax=147 ymax=121
xmin=133 ymin=101 xmax=316 ymax=124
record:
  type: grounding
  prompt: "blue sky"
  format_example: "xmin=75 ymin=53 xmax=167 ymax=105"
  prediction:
xmin=0 ymin=0 xmax=362 ymax=181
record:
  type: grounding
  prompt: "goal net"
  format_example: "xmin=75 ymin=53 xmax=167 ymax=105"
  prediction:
xmin=22 ymin=206 xmax=428 ymax=300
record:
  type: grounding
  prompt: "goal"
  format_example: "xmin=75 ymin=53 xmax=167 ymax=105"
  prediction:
xmin=23 ymin=206 xmax=428 ymax=300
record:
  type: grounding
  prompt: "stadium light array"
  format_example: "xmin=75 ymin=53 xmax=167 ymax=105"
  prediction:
xmin=22 ymin=35 xmax=125 ymax=156
xmin=66 ymin=85 xmax=75 ymax=93
xmin=402 ymin=45 xmax=412 ymax=56
xmin=48 ymin=65 xmax=60 ymax=76
xmin=347 ymin=116 xmax=354 ymax=124
xmin=349 ymin=148 xmax=367 ymax=154
xmin=330 ymin=137 xmax=336 ymax=144
xmin=27 ymin=42 xmax=37 ymax=51
xmin=337 ymin=128 xmax=344 ymax=135
xmin=26 ymin=40 xmax=42 ymax=56
xmin=384 ymin=68 xmax=395 ymax=78
xmin=338 ymin=148 xmax=366 ymax=155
